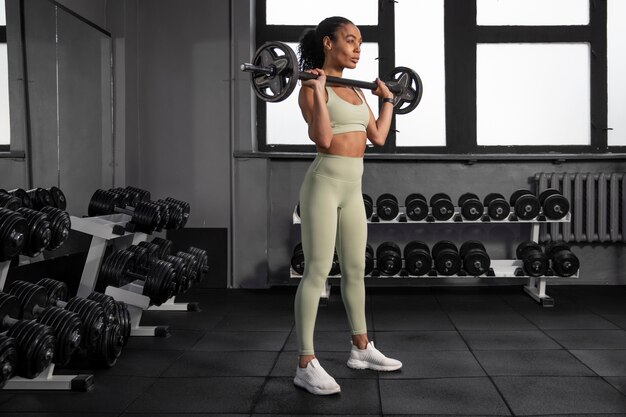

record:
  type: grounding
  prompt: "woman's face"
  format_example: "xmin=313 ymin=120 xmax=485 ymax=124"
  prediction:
xmin=324 ymin=23 xmax=362 ymax=69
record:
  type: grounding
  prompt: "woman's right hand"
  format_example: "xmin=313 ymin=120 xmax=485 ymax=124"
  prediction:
xmin=301 ymin=68 xmax=326 ymax=89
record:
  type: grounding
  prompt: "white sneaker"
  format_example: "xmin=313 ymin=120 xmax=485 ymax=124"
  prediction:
xmin=347 ymin=341 xmax=402 ymax=371
xmin=293 ymin=358 xmax=341 ymax=395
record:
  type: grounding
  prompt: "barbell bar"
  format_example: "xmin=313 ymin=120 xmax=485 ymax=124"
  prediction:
xmin=241 ymin=41 xmax=423 ymax=114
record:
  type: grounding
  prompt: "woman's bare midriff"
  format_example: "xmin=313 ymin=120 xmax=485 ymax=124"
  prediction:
xmin=317 ymin=131 xmax=367 ymax=157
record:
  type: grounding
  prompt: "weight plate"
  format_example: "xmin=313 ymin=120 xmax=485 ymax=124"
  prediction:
xmin=365 ymin=244 xmax=374 ymax=276
xmin=376 ymin=193 xmax=399 ymax=221
xmin=538 ymin=188 xmax=560 ymax=205
xmin=405 ymin=193 xmax=428 ymax=221
xmin=516 ymin=240 xmax=542 ymax=260
xmin=459 ymin=194 xmax=484 ymax=221
xmin=252 ymin=41 xmax=299 ymax=103
xmin=376 ymin=242 xmax=402 ymax=276
xmin=404 ymin=240 xmax=432 ymax=276
xmin=509 ymin=189 xmax=532 ymax=206
xmin=384 ymin=66 xmax=423 ymax=114
xmin=514 ymin=194 xmax=541 ymax=220
xmin=543 ymin=194 xmax=570 ymax=220
xmin=431 ymin=240 xmax=458 ymax=258
xmin=544 ymin=240 xmax=570 ymax=259
xmin=459 ymin=240 xmax=485 ymax=259
xmin=362 ymin=194 xmax=374 ymax=219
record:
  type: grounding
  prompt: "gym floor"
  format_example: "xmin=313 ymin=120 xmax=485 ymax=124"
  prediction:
xmin=1 ymin=285 xmax=626 ymax=416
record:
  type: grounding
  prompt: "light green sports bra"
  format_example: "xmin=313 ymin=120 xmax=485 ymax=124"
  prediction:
xmin=326 ymin=86 xmax=369 ymax=135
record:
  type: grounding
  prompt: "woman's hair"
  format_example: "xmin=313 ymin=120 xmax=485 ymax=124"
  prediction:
xmin=298 ymin=16 xmax=354 ymax=71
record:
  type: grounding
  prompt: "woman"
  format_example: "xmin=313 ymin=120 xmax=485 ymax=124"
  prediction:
xmin=294 ymin=16 xmax=402 ymax=396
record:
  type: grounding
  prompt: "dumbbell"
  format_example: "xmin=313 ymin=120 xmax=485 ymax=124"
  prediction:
xmin=509 ymin=190 xmax=541 ymax=220
xmin=362 ymin=194 xmax=373 ymax=220
xmin=539 ymin=189 xmax=570 ymax=220
xmin=376 ymin=242 xmax=402 ymax=276
xmin=0 ymin=208 xmax=28 ymax=261
xmin=115 ymin=185 xmax=189 ymax=229
xmin=429 ymin=193 xmax=455 ymax=221
xmin=459 ymin=241 xmax=491 ymax=276
xmin=187 ymin=246 xmax=209 ymax=284
xmin=516 ymin=241 xmax=549 ymax=277
xmin=13 ymin=207 xmax=52 ymax=257
xmin=458 ymin=193 xmax=484 ymax=221
xmin=376 ymin=193 xmax=399 ymax=221
xmin=6 ymin=280 xmax=83 ymax=367
xmin=88 ymin=189 xmax=163 ymax=233
xmin=544 ymin=241 xmax=579 ymax=277
xmin=134 ymin=241 xmax=203 ymax=292
xmin=36 ymin=278 xmax=124 ymax=367
xmin=483 ymin=193 xmax=511 ymax=221
xmin=365 ymin=244 xmax=374 ymax=276
xmin=27 ymin=187 xmax=67 ymax=210
xmin=0 ymin=333 xmax=17 ymax=388
xmin=99 ymin=249 xmax=176 ymax=306
xmin=405 ymin=193 xmax=429 ymax=221
xmin=0 ymin=190 xmax=22 ymax=210
xmin=291 ymin=243 xmax=305 ymax=275
xmin=39 ymin=206 xmax=71 ymax=251
xmin=431 ymin=241 xmax=462 ymax=275
xmin=403 ymin=241 xmax=432 ymax=276
xmin=0 ymin=292 xmax=55 ymax=379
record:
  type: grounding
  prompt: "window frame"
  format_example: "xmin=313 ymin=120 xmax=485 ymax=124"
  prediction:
xmin=253 ymin=0 xmax=623 ymax=156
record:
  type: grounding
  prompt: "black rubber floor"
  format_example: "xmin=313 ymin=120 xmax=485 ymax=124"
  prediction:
xmin=1 ymin=285 xmax=626 ymax=416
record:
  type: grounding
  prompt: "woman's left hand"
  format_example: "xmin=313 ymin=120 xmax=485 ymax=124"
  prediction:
xmin=372 ymin=78 xmax=394 ymax=100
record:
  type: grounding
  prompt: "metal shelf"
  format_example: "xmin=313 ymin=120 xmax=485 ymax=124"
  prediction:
xmin=293 ymin=206 xmax=571 ymax=225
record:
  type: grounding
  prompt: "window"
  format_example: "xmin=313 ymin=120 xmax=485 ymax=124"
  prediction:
xmin=0 ymin=0 xmax=9 ymax=149
xmin=254 ymin=0 xmax=616 ymax=155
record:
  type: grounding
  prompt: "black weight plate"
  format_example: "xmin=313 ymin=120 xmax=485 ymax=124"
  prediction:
xmin=0 ymin=293 xmax=22 ymax=330
xmin=404 ymin=240 xmax=432 ymax=276
xmin=538 ymin=188 xmax=560 ymax=205
xmin=429 ymin=193 xmax=454 ymax=221
xmin=543 ymin=194 xmax=570 ymax=220
xmin=252 ymin=41 xmax=299 ymax=103
xmin=516 ymin=240 xmax=542 ymax=260
xmin=0 ymin=209 xmax=28 ymax=261
xmin=376 ymin=241 xmax=402 ymax=276
xmin=0 ymin=334 xmax=17 ymax=388
xmin=544 ymin=240 xmax=570 ymax=259
xmin=8 ymin=188 xmax=32 ymax=209
xmin=376 ymin=193 xmax=399 ymax=221
xmin=552 ymin=249 xmax=579 ymax=277
xmin=485 ymin=198 xmax=510 ymax=221
xmin=431 ymin=240 xmax=457 ymax=258
xmin=509 ymin=189 xmax=533 ymax=206
xmin=459 ymin=240 xmax=485 ymax=259
xmin=405 ymin=193 xmax=428 ymax=221
xmin=365 ymin=243 xmax=374 ymax=276
xmin=48 ymin=186 xmax=67 ymax=210
xmin=433 ymin=250 xmax=461 ymax=276
xmin=514 ymin=194 xmax=541 ymax=220
xmin=459 ymin=194 xmax=484 ymax=221
xmin=384 ymin=66 xmax=423 ymax=114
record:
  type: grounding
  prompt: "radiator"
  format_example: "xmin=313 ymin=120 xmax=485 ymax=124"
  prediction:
xmin=534 ymin=172 xmax=626 ymax=243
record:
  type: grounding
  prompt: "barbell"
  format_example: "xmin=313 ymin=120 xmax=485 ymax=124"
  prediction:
xmin=241 ymin=41 xmax=423 ymax=114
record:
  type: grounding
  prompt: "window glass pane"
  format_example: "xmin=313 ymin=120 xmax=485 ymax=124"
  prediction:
xmin=477 ymin=0 xmax=589 ymax=26
xmin=394 ymin=0 xmax=446 ymax=147
xmin=267 ymin=42 xmax=379 ymax=145
xmin=0 ymin=44 xmax=10 ymax=145
xmin=266 ymin=0 xmax=377 ymax=26
xmin=0 ymin=0 xmax=5 ymax=26
xmin=476 ymin=43 xmax=590 ymax=146
xmin=608 ymin=0 xmax=626 ymax=146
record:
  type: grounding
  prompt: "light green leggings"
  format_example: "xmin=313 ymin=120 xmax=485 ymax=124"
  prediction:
xmin=295 ymin=153 xmax=368 ymax=355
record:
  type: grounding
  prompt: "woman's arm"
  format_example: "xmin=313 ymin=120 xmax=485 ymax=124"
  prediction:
xmin=298 ymin=69 xmax=334 ymax=149
xmin=364 ymin=78 xmax=394 ymax=147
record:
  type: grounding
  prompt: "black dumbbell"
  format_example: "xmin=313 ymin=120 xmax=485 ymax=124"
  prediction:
xmin=4 ymin=188 xmax=32 ymax=209
xmin=365 ymin=244 xmax=374 ymax=276
xmin=432 ymin=241 xmax=462 ymax=276
xmin=484 ymin=193 xmax=511 ymax=221
xmin=405 ymin=193 xmax=429 ymax=221
xmin=363 ymin=194 xmax=373 ymax=220
xmin=539 ymin=189 xmax=570 ymax=220
xmin=186 ymin=246 xmax=209 ymax=284
xmin=329 ymin=251 xmax=341 ymax=276
xmin=376 ymin=193 xmax=399 ymax=221
xmin=0 ymin=292 xmax=56 ymax=379
xmin=403 ymin=241 xmax=432 ymax=276
xmin=24 ymin=187 xmax=67 ymax=211
xmin=88 ymin=189 xmax=162 ymax=233
xmin=458 ymin=193 xmax=484 ymax=221
xmin=7 ymin=280 xmax=83 ymax=367
xmin=0 ymin=190 xmax=22 ymax=211
xmin=291 ymin=243 xmax=305 ymax=275
xmin=509 ymin=190 xmax=541 ymax=220
xmin=0 ymin=208 xmax=28 ymax=261
xmin=459 ymin=240 xmax=491 ymax=276
xmin=0 ymin=333 xmax=18 ymax=388
xmin=40 ymin=206 xmax=71 ymax=251
xmin=516 ymin=241 xmax=549 ymax=277
xmin=14 ymin=207 xmax=53 ymax=257
xmin=36 ymin=279 xmax=112 ymax=360
xmin=100 ymin=249 xmax=176 ymax=306
xmin=429 ymin=193 xmax=455 ymax=221
xmin=376 ymin=242 xmax=402 ymax=276
xmin=544 ymin=241 xmax=579 ymax=277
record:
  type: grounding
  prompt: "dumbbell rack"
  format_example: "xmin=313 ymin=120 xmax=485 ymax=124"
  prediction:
xmin=1 ymin=260 xmax=94 ymax=391
xmin=70 ymin=214 xmax=168 ymax=337
xmin=292 ymin=207 xmax=575 ymax=307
